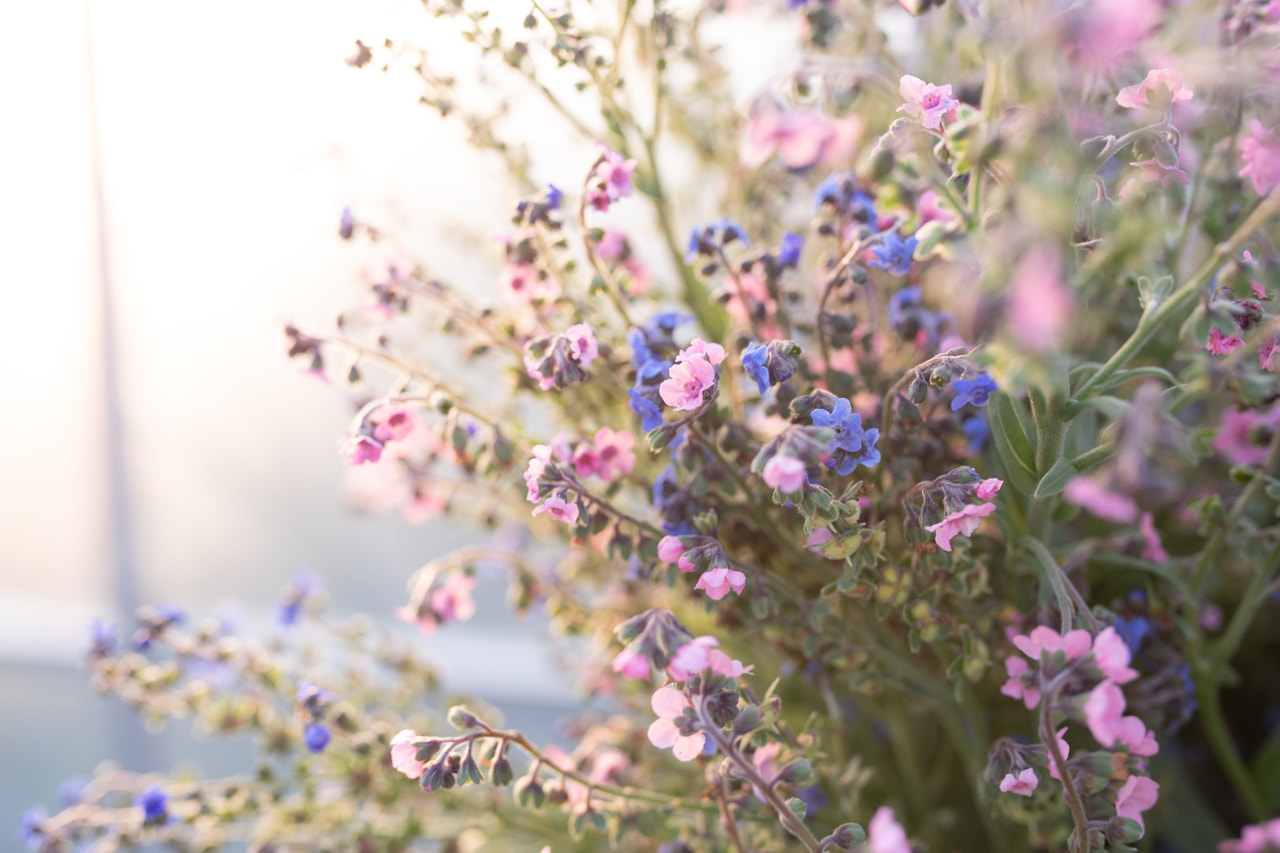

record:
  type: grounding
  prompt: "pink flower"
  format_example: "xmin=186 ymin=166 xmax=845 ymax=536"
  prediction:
xmin=647 ymin=687 xmax=706 ymax=761
xmin=740 ymin=107 xmax=861 ymax=170
xmin=1219 ymin=818 xmax=1280 ymax=853
xmin=660 ymin=354 xmax=717 ymax=410
xmin=596 ymin=146 xmax=637 ymax=203
xmin=1139 ymin=513 xmax=1168 ymax=562
xmin=596 ymin=230 xmax=627 ymax=260
xmin=565 ymin=323 xmax=598 ymax=368
xmin=1213 ymin=404 xmax=1280 ymax=466
xmin=390 ymin=730 xmax=428 ymax=780
xmin=1071 ymin=0 xmax=1161 ymax=75
xmin=1128 ymin=157 xmax=1190 ymax=188
xmin=999 ymin=768 xmax=1038 ymax=797
xmin=1115 ymin=775 xmax=1160 ymax=833
xmin=924 ymin=502 xmax=996 ymax=552
xmin=1063 ymin=477 xmax=1138 ymax=523
xmin=1092 ymin=627 xmax=1139 ymax=684
xmin=694 ymin=567 xmax=746 ymax=600
xmin=373 ymin=406 xmax=420 ymax=443
xmin=612 ymin=648 xmax=650 ymax=680
xmin=1008 ymin=247 xmax=1073 ymax=352
xmin=898 ymin=75 xmax=959 ymax=130
xmin=1000 ymin=655 xmax=1041 ymax=709
xmin=668 ymin=635 xmax=754 ymax=682
xmin=867 ymin=806 xmax=911 ymax=853
xmin=763 ymin=455 xmax=807 ymax=493
xmin=679 ymin=337 xmax=727 ymax=366
xmin=498 ymin=262 xmax=558 ymax=304
xmin=1084 ymin=680 xmax=1128 ymax=746
xmin=750 ymin=741 xmax=783 ymax=800
xmin=523 ymin=443 xmax=563 ymax=502
xmin=974 ymin=478 xmax=1004 ymax=501
xmin=593 ymin=427 xmax=636 ymax=480
xmin=657 ymin=535 xmax=686 ymax=563
xmin=917 ymin=189 xmax=955 ymax=225
xmin=340 ymin=434 xmax=384 ymax=466
xmin=1239 ymin=120 xmax=1280 ymax=195
xmin=1013 ymin=626 xmax=1093 ymax=661
xmin=403 ymin=489 xmax=446 ymax=524
xmin=571 ymin=444 xmax=603 ymax=479
xmin=532 ymin=496 xmax=580 ymax=525
xmin=1048 ymin=727 xmax=1070 ymax=780
xmin=1115 ymin=68 xmax=1193 ymax=110
xmin=1259 ymin=337 xmax=1279 ymax=372
xmin=1113 ymin=716 xmax=1160 ymax=756
xmin=1207 ymin=328 xmax=1245 ymax=355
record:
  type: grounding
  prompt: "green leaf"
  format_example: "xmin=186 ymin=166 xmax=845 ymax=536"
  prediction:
xmin=1075 ymin=395 xmax=1130 ymax=419
xmin=987 ymin=392 xmax=1039 ymax=494
xmin=1034 ymin=456 xmax=1077 ymax=498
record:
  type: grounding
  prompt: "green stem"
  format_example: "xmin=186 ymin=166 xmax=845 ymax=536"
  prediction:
xmin=1193 ymin=669 xmax=1269 ymax=822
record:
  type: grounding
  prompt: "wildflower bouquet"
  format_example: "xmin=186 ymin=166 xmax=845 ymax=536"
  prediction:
xmin=22 ymin=1 xmax=1280 ymax=852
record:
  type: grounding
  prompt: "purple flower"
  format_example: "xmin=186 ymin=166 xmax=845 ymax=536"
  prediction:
xmin=813 ymin=172 xmax=877 ymax=219
xmin=304 ymin=723 xmax=332 ymax=753
xmin=136 ymin=786 xmax=169 ymax=824
xmin=278 ymin=570 xmax=321 ymax=627
xmin=868 ymin=233 xmax=918 ymax=275
xmin=1113 ymin=616 xmax=1151 ymax=653
xmin=742 ymin=342 xmax=770 ymax=393
xmin=777 ymin=232 xmax=804 ymax=267
xmin=546 ymin=184 xmax=563 ymax=210
xmin=338 ymin=206 xmax=355 ymax=240
xmin=18 ymin=807 xmax=45 ymax=850
xmin=963 ymin=416 xmax=988 ymax=453
xmin=687 ymin=219 xmax=750 ymax=261
xmin=629 ymin=388 xmax=665 ymax=432
xmin=88 ymin=618 xmax=117 ymax=658
xmin=297 ymin=681 xmax=337 ymax=712
xmin=811 ymin=398 xmax=882 ymax=474
xmin=950 ymin=374 xmax=996 ymax=411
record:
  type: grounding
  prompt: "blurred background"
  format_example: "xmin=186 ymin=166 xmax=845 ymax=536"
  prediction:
xmin=0 ymin=0 xmax=595 ymax=836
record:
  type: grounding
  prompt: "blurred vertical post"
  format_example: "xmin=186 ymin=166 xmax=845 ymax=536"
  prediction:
xmin=84 ymin=0 xmax=155 ymax=771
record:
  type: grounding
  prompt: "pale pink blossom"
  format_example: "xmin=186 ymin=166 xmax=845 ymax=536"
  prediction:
xmin=1113 ymin=715 xmax=1160 ymax=756
xmin=1071 ymin=0 xmax=1162 ymax=75
xmin=660 ymin=354 xmax=717 ymax=410
xmin=917 ymin=189 xmax=955 ymax=225
xmin=647 ymin=687 xmax=706 ymax=761
xmin=924 ymin=502 xmax=996 ymax=552
xmin=679 ymin=337 xmax=727 ymax=366
xmin=1048 ymin=727 xmax=1071 ymax=780
xmin=1260 ymin=337 xmax=1279 ymax=372
xmin=1214 ymin=404 xmax=1280 ymax=466
xmin=1116 ymin=68 xmax=1193 ymax=110
xmin=898 ymin=75 xmax=959 ymax=130
xmin=403 ymin=489 xmax=447 ymax=524
xmin=533 ymin=496 xmax=580 ymax=525
xmin=1063 ymin=477 xmax=1139 ymax=523
xmin=1125 ymin=158 xmax=1190 ymax=193
xmin=1000 ymin=655 xmax=1041 ymax=709
xmin=612 ymin=648 xmax=650 ymax=680
xmin=593 ymin=427 xmax=636 ymax=480
xmin=1092 ymin=627 xmax=1139 ymax=684
xmin=763 ymin=455 xmax=807 ymax=493
xmin=340 ymin=434 xmax=384 ymax=466
xmin=867 ymin=806 xmax=911 ymax=853
xmin=1240 ymin=120 xmax=1280 ymax=195
xmin=668 ymin=635 xmax=754 ymax=682
xmin=751 ymin=741 xmax=783 ymax=800
xmin=974 ymin=478 xmax=1004 ymax=501
xmin=694 ymin=567 xmax=747 ymax=600
xmin=1218 ymin=817 xmax=1280 ymax=853
xmin=596 ymin=229 xmax=628 ymax=260
xmin=1139 ymin=513 xmax=1168 ymax=562
xmin=498 ymin=262 xmax=558 ymax=304
xmin=1207 ymin=328 xmax=1245 ymax=355
xmin=999 ymin=768 xmax=1038 ymax=796
xmin=565 ymin=323 xmax=598 ymax=368
xmin=1115 ymin=775 xmax=1159 ymax=833
xmin=595 ymin=146 xmax=637 ymax=204
xmin=1008 ymin=247 xmax=1073 ymax=352
xmin=390 ymin=730 xmax=429 ymax=780
xmin=740 ymin=107 xmax=861 ymax=170
xmin=1083 ymin=680 xmax=1128 ymax=746
xmin=373 ymin=406 xmax=421 ymax=443
xmin=657 ymin=535 xmax=686 ymax=563
xmin=1013 ymin=626 xmax=1093 ymax=661
xmin=571 ymin=444 xmax=603 ymax=479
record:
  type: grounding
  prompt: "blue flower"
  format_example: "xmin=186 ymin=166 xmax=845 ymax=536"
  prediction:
xmin=777 ymin=232 xmax=804 ymax=267
xmin=18 ymin=806 xmax=46 ymax=850
xmin=304 ymin=723 xmax=332 ymax=753
xmin=811 ymin=398 xmax=881 ymax=474
xmin=714 ymin=217 xmax=750 ymax=247
xmin=136 ymin=786 xmax=169 ymax=824
xmin=1114 ymin=616 xmax=1152 ymax=653
xmin=636 ymin=359 xmax=672 ymax=385
xmin=742 ymin=342 xmax=770 ymax=394
xmin=648 ymin=311 xmax=690 ymax=333
xmin=297 ymin=681 xmax=337 ymax=709
xmin=950 ymin=374 xmax=997 ymax=411
xmin=652 ymin=463 xmax=680 ymax=510
xmin=812 ymin=173 xmax=877 ymax=219
xmin=546 ymin=184 xmax=563 ymax=210
xmin=887 ymin=285 xmax=923 ymax=328
xmin=629 ymin=389 xmax=665 ymax=432
xmin=627 ymin=328 xmax=654 ymax=368
xmin=868 ymin=232 xmax=918 ymax=275
xmin=278 ymin=570 xmax=320 ymax=627
xmin=963 ymin=416 xmax=988 ymax=453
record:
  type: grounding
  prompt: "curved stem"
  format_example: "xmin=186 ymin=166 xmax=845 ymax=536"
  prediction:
xmin=1039 ymin=676 xmax=1090 ymax=853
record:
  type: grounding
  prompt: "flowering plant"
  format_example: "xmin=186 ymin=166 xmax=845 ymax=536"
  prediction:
xmin=21 ymin=2 xmax=1280 ymax=852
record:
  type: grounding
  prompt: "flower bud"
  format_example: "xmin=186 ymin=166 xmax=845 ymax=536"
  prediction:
xmin=490 ymin=756 xmax=514 ymax=787
xmin=447 ymin=705 xmax=481 ymax=730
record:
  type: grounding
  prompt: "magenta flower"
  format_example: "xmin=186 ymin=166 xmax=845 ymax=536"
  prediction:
xmin=1063 ymin=477 xmax=1138 ymax=523
xmin=1115 ymin=775 xmax=1160 ymax=834
xmin=340 ymin=434 xmax=384 ymax=466
xmin=659 ymin=353 xmax=717 ymax=410
xmin=657 ymin=535 xmax=686 ymax=563
xmin=647 ymin=687 xmax=706 ymax=761
xmin=1259 ymin=337 xmax=1279 ymax=372
xmin=694 ymin=567 xmax=746 ymax=600
xmin=1115 ymin=68 xmax=1193 ymax=109
xmin=667 ymin=635 xmax=753 ymax=682
xmin=924 ymin=502 xmax=996 ymax=552
xmin=1207 ymin=328 xmax=1245 ymax=355
xmin=611 ymin=648 xmax=650 ymax=680
xmin=1000 ymin=655 xmax=1041 ymax=709
xmin=597 ymin=146 xmax=637 ymax=203
xmin=975 ymin=478 xmax=1004 ymax=501
xmin=593 ymin=427 xmax=636 ymax=480
xmin=532 ymin=495 xmax=580 ymax=525
xmin=373 ymin=406 xmax=420 ymax=443
xmin=571 ymin=444 xmax=603 ymax=479
xmin=999 ymin=768 xmax=1038 ymax=797
xmin=524 ymin=439 xmax=571 ymax=502
xmin=1239 ymin=120 xmax=1280 ymax=195
xmin=763 ymin=455 xmax=807 ymax=493
xmin=1048 ymin=727 xmax=1070 ymax=780
xmin=898 ymin=75 xmax=959 ymax=130
xmin=1013 ymin=625 xmax=1093 ymax=661
xmin=1092 ymin=627 xmax=1139 ymax=684
xmin=1007 ymin=247 xmax=1073 ymax=353
xmin=1219 ymin=817 xmax=1280 ymax=853
xmin=390 ymin=730 xmax=429 ymax=780
xmin=1214 ymin=404 xmax=1280 ymax=466
xmin=867 ymin=806 xmax=911 ymax=853
xmin=565 ymin=323 xmax=598 ymax=368
xmin=916 ymin=189 xmax=955 ymax=225
xmin=1139 ymin=513 xmax=1168 ymax=562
